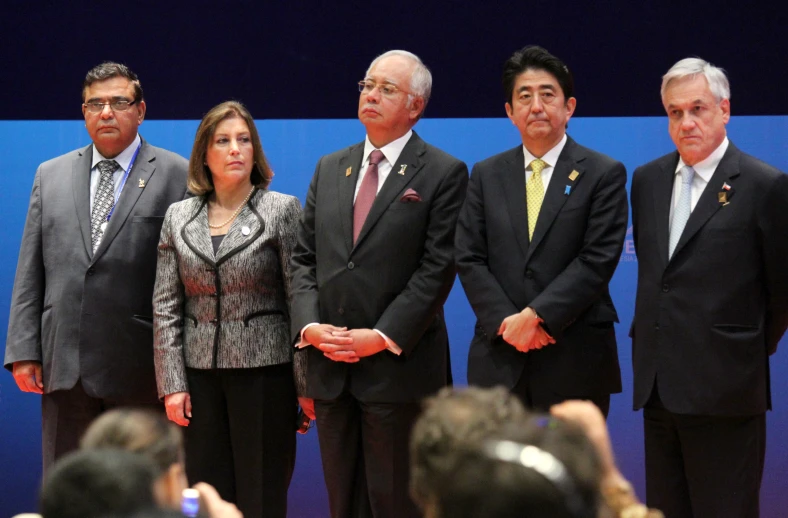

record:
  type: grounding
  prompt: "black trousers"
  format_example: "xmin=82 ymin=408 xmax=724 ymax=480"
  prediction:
xmin=314 ymin=394 xmax=422 ymax=518
xmin=643 ymin=388 xmax=765 ymax=518
xmin=511 ymin=368 xmax=611 ymax=418
xmin=41 ymin=379 xmax=162 ymax=474
xmin=184 ymin=364 xmax=297 ymax=518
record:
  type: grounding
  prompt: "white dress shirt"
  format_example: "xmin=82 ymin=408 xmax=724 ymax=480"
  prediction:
xmin=297 ymin=131 xmax=415 ymax=356
xmin=523 ymin=133 xmax=567 ymax=187
xmin=669 ymin=137 xmax=729 ymax=226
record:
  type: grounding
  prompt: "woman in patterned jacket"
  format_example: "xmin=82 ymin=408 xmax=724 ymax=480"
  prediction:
xmin=153 ymin=101 xmax=309 ymax=518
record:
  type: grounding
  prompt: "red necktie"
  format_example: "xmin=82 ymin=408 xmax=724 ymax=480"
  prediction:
xmin=353 ymin=149 xmax=385 ymax=243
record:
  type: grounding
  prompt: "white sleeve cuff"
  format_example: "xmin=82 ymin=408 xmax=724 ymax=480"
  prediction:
xmin=373 ymin=329 xmax=402 ymax=356
xmin=297 ymin=323 xmax=319 ymax=348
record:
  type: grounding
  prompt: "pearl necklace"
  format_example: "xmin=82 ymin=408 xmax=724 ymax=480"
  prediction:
xmin=208 ymin=187 xmax=256 ymax=229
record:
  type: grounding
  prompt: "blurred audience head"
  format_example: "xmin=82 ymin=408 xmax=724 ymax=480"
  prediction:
xmin=39 ymin=449 xmax=159 ymax=518
xmin=429 ymin=415 xmax=602 ymax=518
xmin=80 ymin=409 xmax=187 ymax=509
xmin=409 ymin=386 xmax=528 ymax=509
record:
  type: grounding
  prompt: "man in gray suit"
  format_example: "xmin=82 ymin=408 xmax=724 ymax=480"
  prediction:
xmin=4 ymin=62 xmax=188 ymax=472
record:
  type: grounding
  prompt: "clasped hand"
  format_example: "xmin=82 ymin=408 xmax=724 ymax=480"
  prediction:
xmin=304 ymin=324 xmax=387 ymax=363
xmin=498 ymin=307 xmax=555 ymax=352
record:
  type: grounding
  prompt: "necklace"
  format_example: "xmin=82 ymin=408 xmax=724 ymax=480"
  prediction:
xmin=208 ymin=186 xmax=256 ymax=229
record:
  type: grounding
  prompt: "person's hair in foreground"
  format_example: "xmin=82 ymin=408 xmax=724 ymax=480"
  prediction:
xmin=80 ymin=408 xmax=187 ymax=509
xmin=429 ymin=416 xmax=602 ymax=518
xmin=39 ymin=449 xmax=159 ymax=518
xmin=409 ymin=386 xmax=528 ymax=509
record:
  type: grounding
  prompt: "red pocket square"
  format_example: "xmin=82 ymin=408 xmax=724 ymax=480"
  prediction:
xmin=400 ymin=188 xmax=422 ymax=202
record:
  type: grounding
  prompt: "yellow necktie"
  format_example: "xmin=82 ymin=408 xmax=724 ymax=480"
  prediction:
xmin=526 ymin=158 xmax=547 ymax=240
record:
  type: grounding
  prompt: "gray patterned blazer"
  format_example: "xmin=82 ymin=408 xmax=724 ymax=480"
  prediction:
xmin=153 ymin=188 xmax=306 ymax=398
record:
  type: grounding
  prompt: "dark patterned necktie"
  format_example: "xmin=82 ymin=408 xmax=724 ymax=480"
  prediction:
xmin=353 ymin=149 xmax=385 ymax=243
xmin=91 ymin=160 xmax=119 ymax=251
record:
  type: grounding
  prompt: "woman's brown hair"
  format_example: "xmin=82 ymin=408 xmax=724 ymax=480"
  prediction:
xmin=187 ymin=100 xmax=273 ymax=195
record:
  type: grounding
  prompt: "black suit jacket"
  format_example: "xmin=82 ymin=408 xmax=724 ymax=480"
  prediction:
xmin=4 ymin=138 xmax=188 ymax=404
xmin=290 ymin=131 xmax=468 ymax=403
xmin=456 ymin=136 xmax=627 ymax=397
xmin=631 ymin=142 xmax=788 ymax=416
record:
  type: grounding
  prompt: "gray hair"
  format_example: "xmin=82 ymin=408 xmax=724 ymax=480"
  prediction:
xmin=661 ymin=57 xmax=730 ymax=102
xmin=366 ymin=50 xmax=433 ymax=113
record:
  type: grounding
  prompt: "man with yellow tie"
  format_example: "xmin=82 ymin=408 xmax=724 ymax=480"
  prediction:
xmin=456 ymin=45 xmax=628 ymax=416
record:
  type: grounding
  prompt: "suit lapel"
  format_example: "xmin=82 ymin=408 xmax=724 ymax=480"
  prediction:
xmin=338 ymin=143 xmax=365 ymax=253
xmin=92 ymin=139 xmax=155 ymax=263
xmin=181 ymin=198 xmax=215 ymax=266
xmin=525 ymin=138 xmax=582 ymax=264
xmin=215 ymin=189 xmax=265 ymax=265
xmin=500 ymin=146 xmax=530 ymax=258
xmin=353 ymin=133 xmax=427 ymax=249
xmin=670 ymin=144 xmax=741 ymax=260
xmin=652 ymin=154 xmax=679 ymax=266
xmin=72 ymin=145 xmax=93 ymax=258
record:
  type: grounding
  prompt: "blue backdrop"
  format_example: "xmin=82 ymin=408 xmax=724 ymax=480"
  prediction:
xmin=1 ymin=116 xmax=786 ymax=516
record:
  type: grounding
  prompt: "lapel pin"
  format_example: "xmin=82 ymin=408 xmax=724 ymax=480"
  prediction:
xmin=345 ymin=167 xmax=352 ymax=177
xmin=564 ymin=185 xmax=571 ymax=195
xmin=241 ymin=226 xmax=251 ymax=236
xmin=718 ymin=192 xmax=728 ymax=204
xmin=138 ymin=178 xmax=145 ymax=188
xmin=722 ymin=182 xmax=731 ymax=191
xmin=398 ymin=164 xmax=407 ymax=175
xmin=569 ymin=170 xmax=580 ymax=181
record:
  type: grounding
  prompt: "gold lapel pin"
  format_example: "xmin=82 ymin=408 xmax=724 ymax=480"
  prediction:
xmin=138 ymin=178 xmax=146 ymax=188
xmin=398 ymin=164 xmax=407 ymax=175
xmin=569 ymin=170 xmax=580 ymax=181
xmin=345 ymin=167 xmax=352 ymax=177
xmin=718 ymin=192 xmax=727 ymax=204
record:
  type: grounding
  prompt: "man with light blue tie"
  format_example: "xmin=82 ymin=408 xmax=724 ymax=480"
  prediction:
xmin=630 ymin=57 xmax=788 ymax=518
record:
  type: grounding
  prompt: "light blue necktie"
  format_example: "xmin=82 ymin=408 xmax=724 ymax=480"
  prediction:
xmin=668 ymin=165 xmax=694 ymax=259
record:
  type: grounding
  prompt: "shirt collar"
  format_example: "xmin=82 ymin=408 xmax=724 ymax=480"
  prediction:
xmin=363 ymin=130 xmax=413 ymax=166
xmin=91 ymin=134 xmax=142 ymax=172
xmin=675 ymin=136 xmax=729 ymax=183
xmin=523 ymin=134 xmax=568 ymax=170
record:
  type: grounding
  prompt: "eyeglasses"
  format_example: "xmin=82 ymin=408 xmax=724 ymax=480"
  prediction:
xmin=358 ymin=80 xmax=411 ymax=98
xmin=83 ymin=99 xmax=138 ymax=113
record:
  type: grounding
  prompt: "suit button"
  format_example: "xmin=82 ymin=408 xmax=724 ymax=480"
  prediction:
xmin=347 ymin=261 xmax=355 ymax=270
xmin=654 ymin=323 xmax=660 ymax=330
xmin=662 ymin=284 xmax=669 ymax=292
xmin=525 ymin=269 xmax=534 ymax=279
xmin=87 ymin=267 xmax=95 ymax=276
xmin=338 ymin=308 xmax=345 ymax=315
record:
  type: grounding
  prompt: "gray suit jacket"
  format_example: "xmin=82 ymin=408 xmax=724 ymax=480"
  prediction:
xmin=153 ymin=188 xmax=306 ymax=398
xmin=4 ymin=138 xmax=189 ymax=403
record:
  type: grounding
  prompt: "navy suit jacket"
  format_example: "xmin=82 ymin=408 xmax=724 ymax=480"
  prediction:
xmin=631 ymin=142 xmax=788 ymax=415
xmin=457 ymin=136 xmax=627 ymax=398
xmin=290 ymin=132 xmax=468 ymax=403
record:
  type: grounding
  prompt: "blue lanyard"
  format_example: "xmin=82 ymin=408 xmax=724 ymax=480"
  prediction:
xmin=106 ymin=142 xmax=142 ymax=222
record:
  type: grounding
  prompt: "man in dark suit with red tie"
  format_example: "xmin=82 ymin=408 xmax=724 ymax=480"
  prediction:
xmin=456 ymin=46 xmax=628 ymax=416
xmin=290 ymin=50 xmax=468 ymax=518
xmin=631 ymin=57 xmax=788 ymax=518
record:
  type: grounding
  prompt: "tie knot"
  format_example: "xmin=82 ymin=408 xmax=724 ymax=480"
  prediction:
xmin=368 ymin=150 xmax=385 ymax=166
xmin=97 ymin=160 xmax=119 ymax=177
xmin=530 ymin=158 xmax=547 ymax=176
xmin=680 ymin=165 xmax=694 ymax=185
